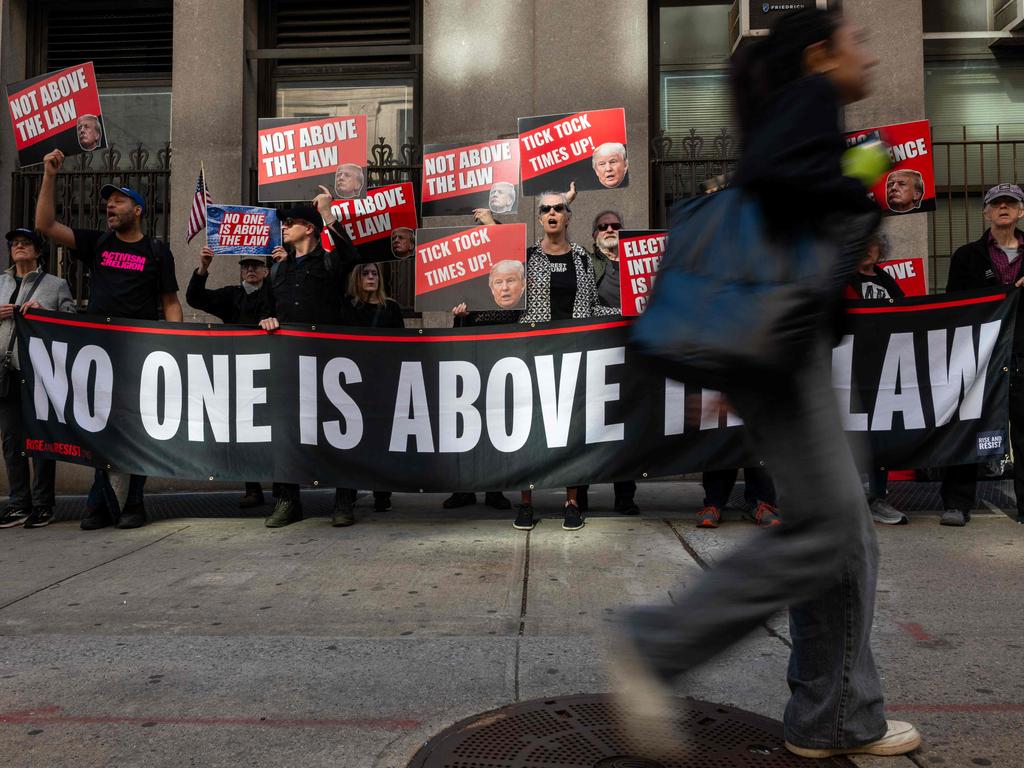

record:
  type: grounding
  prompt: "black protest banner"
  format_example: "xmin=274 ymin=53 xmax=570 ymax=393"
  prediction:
xmin=422 ymin=140 xmax=521 ymax=216
xmin=16 ymin=289 xmax=1014 ymax=490
xmin=5 ymin=62 xmax=105 ymax=167
xmin=414 ymin=224 xmax=527 ymax=312
xmin=517 ymin=108 xmax=628 ymax=196
xmin=257 ymin=115 xmax=367 ymax=202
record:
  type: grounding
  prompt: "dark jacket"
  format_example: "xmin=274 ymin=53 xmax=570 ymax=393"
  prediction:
xmin=271 ymin=221 xmax=368 ymax=325
xmin=347 ymin=297 xmax=404 ymax=329
xmin=186 ymin=271 xmax=274 ymax=324
xmin=946 ymin=229 xmax=1024 ymax=293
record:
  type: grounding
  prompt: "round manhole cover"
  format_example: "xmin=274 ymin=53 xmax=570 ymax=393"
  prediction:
xmin=407 ymin=694 xmax=856 ymax=767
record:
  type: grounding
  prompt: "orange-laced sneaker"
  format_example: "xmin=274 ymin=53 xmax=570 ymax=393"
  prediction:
xmin=751 ymin=501 xmax=781 ymax=528
xmin=696 ymin=505 xmax=721 ymax=528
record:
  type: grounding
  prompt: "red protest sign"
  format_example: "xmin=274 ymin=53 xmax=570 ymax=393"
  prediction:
xmin=845 ymin=120 xmax=935 ymax=217
xmin=421 ymin=139 xmax=521 ymax=216
xmin=320 ymin=182 xmax=419 ymax=262
xmin=5 ymin=62 xmax=105 ymax=167
xmin=517 ymin=108 xmax=628 ymax=195
xmin=618 ymin=229 xmax=667 ymax=316
xmin=414 ymin=224 xmax=527 ymax=313
xmin=879 ymin=257 xmax=927 ymax=296
xmin=257 ymin=115 xmax=367 ymax=202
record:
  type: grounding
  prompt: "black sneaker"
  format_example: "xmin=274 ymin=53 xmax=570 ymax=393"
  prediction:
xmin=24 ymin=506 xmax=54 ymax=528
xmin=939 ymin=509 xmax=968 ymax=527
xmin=484 ymin=492 xmax=512 ymax=510
xmin=0 ymin=506 xmax=29 ymax=528
xmin=562 ymin=501 xmax=585 ymax=531
xmin=614 ymin=496 xmax=640 ymax=515
xmin=116 ymin=502 xmax=147 ymax=529
xmin=512 ymin=504 xmax=535 ymax=531
xmin=80 ymin=506 xmax=114 ymax=531
xmin=442 ymin=492 xmax=476 ymax=509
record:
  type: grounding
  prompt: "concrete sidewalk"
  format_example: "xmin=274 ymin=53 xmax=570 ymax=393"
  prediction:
xmin=0 ymin=482 xmax=1020 ymax=767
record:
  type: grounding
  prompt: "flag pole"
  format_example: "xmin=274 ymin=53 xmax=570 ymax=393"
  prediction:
xmin=200 ymin=161 xmax=209 ymax=247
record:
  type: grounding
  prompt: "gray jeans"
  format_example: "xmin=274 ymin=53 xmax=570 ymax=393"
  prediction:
xmin=624 ymin=338 xmax=887 ymax=748
xmin=0 ymin=382 xmax=55 ymax=509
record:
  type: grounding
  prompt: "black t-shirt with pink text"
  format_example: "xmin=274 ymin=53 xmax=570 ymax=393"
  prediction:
xmin=71 ymin=229 xmax=178 ymax=320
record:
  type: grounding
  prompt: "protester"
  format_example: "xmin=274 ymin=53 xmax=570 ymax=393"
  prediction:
xmin=35 ymin=149 xmax=183 ymax=531
xmin=332 ymin=262 xmax=404 ymax=526
xmin=0 ymin=228 xmax=76 ymax=529
xmin=258 ymin=185 xmax=369 ymax=528
xmin=186 ymin=246 xmax=274 ymax=509
xmin=844 ymin=233 xmax=909 ymax=525
xmin=697 ymin=467 xmax=778 ymax=528
xmin=515 ymin=189 xmax=618 ymax=530
xmin=575 ymin=209 xmax=639 ymax=516
xmin=613 ymin=10 xmax=920 ymax=760
xmin=940 ymin=183 xmax=1024 ymax=527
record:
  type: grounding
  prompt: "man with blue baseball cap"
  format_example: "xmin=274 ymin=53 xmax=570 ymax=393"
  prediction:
xmin=941 ymin=182 xmax=1024 ymax=527
xmin=34 ymin=148 xmax=183 ymax=532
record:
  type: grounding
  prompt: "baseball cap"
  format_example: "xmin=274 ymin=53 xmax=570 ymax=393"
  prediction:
xmin=100 ymin=184 xmax=146 ymax=214
xmin=983 ymin=183 xmax=1024 ymax=205
xmin=5 ymin=227 xmax=44 ymax=249
xmin=280 ymin=205 xmax=323 ymax=233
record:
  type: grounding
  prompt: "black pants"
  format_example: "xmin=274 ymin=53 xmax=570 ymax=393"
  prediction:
xmin=575 ymin=481 xmax=636 ymax=513
xmin=702 ymin=466 xmax=776 ymax=508
xmin=941 ymin=374 xmax=1024 ymax=515
xmin=0 ymin=383 xmax=55 ymax=509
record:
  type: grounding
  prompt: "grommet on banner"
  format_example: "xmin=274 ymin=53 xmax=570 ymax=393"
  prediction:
xmin=208 ymin=476 xmax=214 ymax=481
xmin=20 ymin=379 xmax=25 ymax=385
xmin=106 ymin=464 xmax=111 ymax=469
xmin=313 ymin=480 xmax=319 ymax=487
xmin=419 ymin=329 xmax=424 ymax=334
xmin=311 ymin=325 xmax=317 ymax=331
xmin=529 ymin=484 xmax=535 ymax=490
xmin=207 ymin=324 xmax=212 ymax=330
xmin=759 ymin=460 xmax=765 ymax=466
xmin=530 ymin=323 xmax=536 ymax=328
xmin=106 ymin=317 xmax=111 ymax=322
xmin=419 ymin=488 xmax=424 ymax=493
xmin=642 ymin=472 xmax=648 ymax=478
xmin=1003 ymin=366 xmax=1009 ymax=372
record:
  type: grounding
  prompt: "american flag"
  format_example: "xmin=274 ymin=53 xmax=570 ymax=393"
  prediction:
xmin=185 ymin=166 xmax=211 ymax=243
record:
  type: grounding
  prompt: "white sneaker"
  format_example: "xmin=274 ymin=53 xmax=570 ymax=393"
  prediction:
xmin=870 ymin=499 xmax=908 ymax=525
xmin=786 ymin=719 xmax=922 ymax=758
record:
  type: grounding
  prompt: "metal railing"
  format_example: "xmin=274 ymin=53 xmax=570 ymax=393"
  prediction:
xmin=9 ymin=143 xmax=172 ymax=304
xmin=650 ymin=128 xmax=738 ymax=228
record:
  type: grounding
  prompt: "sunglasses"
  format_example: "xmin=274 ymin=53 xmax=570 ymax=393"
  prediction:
xmin=281 ymin=219 xmax=308 ymax=228
xmin=596 ymin=222 xmax=622 ymax=232
xmin=539 ymin=204 xmax=568 ymax=214
xmin=240 ymin=263 xmax=265 ymax=270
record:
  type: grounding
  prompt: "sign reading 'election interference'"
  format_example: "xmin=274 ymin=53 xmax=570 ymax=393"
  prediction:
xmin=845 ymin=120 xmax=935 ymax=217
xmin=617 ymin=229 xmax=668 ymax=317
xmin=422 ymin=139 xmax=521 ymax=217
xmin=517 ymin=108 xmax=629 ymax=196
xmin=257 ymin=115 xmax=368 ymax=202
xmin=5 ymin=62 xmax=105 ymax=167
xmin=15 ymin=289 xmax=1016 ymax=490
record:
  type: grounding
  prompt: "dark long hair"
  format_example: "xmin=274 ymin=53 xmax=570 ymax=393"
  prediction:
xmin=730 ymin=8 xmax=842 ymax=138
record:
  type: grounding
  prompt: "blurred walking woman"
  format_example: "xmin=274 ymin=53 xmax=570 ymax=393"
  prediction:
xmin=0 ymin=229 xmax=75 ymax=529
xmin=615 ymin=9 xmax=922 ymax=761
xmin=513 ymin=191 xmax=618 ymax=533
xmin=332 ymin=262 xmax=403 ymax=527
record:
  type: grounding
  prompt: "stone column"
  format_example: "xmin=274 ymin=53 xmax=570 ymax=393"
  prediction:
xmin=421 ymin=0 xmax=649 ymax=325
xmin=169 ymin=0 xmax=256 ymax=322
xmin=843 ymin=0 xmax=929 ymax=288
xmin=0 ymin=0 xmax=30 ymax=246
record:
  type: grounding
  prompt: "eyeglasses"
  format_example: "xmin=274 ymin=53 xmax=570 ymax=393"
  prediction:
xmin=281 ymin=219 xmax=306 ymax=228
xmin=596 ymin=222 xmax=622 ymax=232
xmin=539 ymin=204 xmax=568 ymax=214
xmin=9 ymin=238 xmax=34 ymax=248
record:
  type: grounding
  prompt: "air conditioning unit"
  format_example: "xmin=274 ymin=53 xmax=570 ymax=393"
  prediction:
xmin=992 ymin=0 xmax=1024 ymax=32
xmin=729 ymin=0 xmax=830 ymax=52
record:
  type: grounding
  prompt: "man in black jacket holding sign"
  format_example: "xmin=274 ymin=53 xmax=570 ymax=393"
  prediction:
xmin=35 ymin=148 xmax=183 ymax=531
xmin=941 ymin=183 xmax=1024 ymax=527
xmin=258 ymin=186 xmax=369 ymax=528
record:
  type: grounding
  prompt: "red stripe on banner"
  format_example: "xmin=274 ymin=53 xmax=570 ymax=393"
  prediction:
xmin=23 ymin=312 xmax=632 ymax=341
xmin=846 ymin=293 xmax=1008 ymax=314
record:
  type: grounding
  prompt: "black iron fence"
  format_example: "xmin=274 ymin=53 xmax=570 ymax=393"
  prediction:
xmin=10 ymin=143 xmax=172 ymax=304
xmin=650 ymin=128 xmax=738 ymax=228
